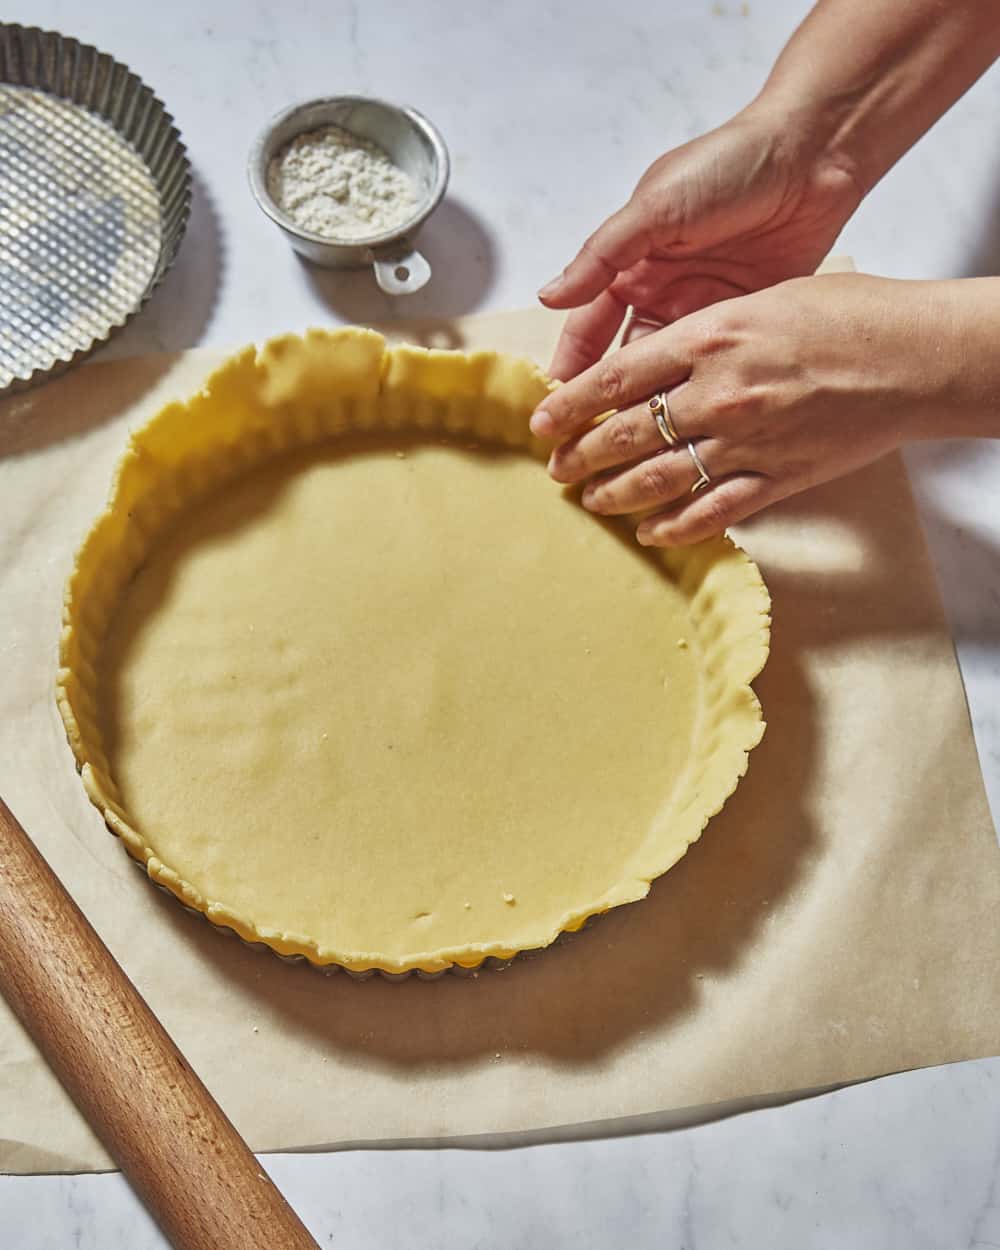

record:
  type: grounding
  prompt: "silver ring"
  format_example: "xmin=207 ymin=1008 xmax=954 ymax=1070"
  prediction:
xmin=686 ymin=441 xmax=711 ymax=493
xmin=628 ymin=312 xmax=665 ymax=331
xmin=648 ymin=392 xmax=680 ymax=447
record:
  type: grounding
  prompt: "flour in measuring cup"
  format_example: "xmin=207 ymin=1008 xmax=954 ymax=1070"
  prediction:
xmin=267 ymin=124 xmax=419 ymax=240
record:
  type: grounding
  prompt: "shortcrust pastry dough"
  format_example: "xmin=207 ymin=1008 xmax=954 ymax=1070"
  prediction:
xmin=58 ymin=330 xmax=770 ymax=973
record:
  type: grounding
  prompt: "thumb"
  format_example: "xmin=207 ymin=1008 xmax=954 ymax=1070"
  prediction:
xmin=538 ymin=199 xmax=650 ymax=309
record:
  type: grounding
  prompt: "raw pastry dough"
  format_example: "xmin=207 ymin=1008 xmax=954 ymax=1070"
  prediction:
xmin=58 ymin=330 xmax=770 ymax=974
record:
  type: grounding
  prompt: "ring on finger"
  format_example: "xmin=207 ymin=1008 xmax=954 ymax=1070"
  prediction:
xmin=648 ymin=392 xmax=680 ymax=447
xmin=627 ymin=310 xmax=665 ymax=332
xmin=686 ymin=441 xmax=711 ymax=493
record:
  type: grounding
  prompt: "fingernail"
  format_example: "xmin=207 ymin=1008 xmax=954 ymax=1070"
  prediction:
xmin=581 ymin=485 xmax=597 ymax=510
xmin=530 ymin=408 xmax=554 ymax=438
xmin=537 ymin=273 xmax=564 ymax=300
xmin=636 ymin=527 xmax=654 ymax=546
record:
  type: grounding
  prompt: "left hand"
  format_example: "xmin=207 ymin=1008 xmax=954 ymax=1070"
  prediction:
xmin=530 ymin=272 xmax=951 ymax=547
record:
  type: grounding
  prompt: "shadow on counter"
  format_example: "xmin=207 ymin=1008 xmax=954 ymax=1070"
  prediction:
xmin=300 ymin=195 xmax=498 ymax=331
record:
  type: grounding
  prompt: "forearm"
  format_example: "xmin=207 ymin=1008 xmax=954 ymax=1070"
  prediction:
xmin=750 ymin=0 xmax=1000 ymax=195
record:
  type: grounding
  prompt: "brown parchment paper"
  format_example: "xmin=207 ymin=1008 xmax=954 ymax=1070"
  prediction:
xmin=1 ymin=305 xmax=998 ymax=1175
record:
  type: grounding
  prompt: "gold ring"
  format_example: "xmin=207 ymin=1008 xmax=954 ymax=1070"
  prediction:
xmin=686 ymin=441 xmax=711 ymax=493
xmin=648 ymin=392 xmax=680 ymax=447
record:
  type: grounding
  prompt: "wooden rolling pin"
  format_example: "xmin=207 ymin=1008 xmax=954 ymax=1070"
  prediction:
xmin=0 ymin=796 xmax=319 ymax=1250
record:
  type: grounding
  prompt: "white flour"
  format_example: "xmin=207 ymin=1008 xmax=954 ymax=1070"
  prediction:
xmin=267 ymin=124 xmax=419 ymax=240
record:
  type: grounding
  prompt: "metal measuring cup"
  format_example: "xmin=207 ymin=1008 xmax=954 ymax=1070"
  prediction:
xmin=248 ymin=96 xmax=449 ymax=295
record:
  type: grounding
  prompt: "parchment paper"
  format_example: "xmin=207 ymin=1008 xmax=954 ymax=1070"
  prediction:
xmin=1 ymin=306 xmax=998 ymax=1175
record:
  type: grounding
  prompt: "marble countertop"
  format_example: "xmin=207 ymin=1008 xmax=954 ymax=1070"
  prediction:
xmin=3 ymin=1 xmax=999 ymax=1245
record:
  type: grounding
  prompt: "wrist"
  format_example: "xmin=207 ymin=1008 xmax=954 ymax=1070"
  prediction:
xmin=742 ymin=85 xmax=870 ymax=200
xmin=735 ymin=89 xmax=868 ymax=234
xmin=906 ymin=279 xmax=1000 ymax=442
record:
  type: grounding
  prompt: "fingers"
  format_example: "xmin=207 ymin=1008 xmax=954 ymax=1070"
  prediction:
xmin=538 ymin=201 xmax=651 ymax=310
xmin=636 ymin=474 xmax=778 ymax=547
xmin=546 ymin=259 xmax=747 ymax=384
xmin=580 ymin=439 xmax=734 ymax=517
xmin=548 ymin=290 xmax=629 ymax=382
xmin=531 ymin=327 xmax=693 ymax=442
xmin=548 ymin=384 xmax=696 ymax=484
xmin=547 ymin=402 xmax=664 ymax=484
xmin=544 ymin=258 xmax=749 ymax=384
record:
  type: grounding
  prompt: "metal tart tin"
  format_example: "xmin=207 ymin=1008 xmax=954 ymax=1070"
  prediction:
xmin=0 ymin=23 xmax=191 ymax=394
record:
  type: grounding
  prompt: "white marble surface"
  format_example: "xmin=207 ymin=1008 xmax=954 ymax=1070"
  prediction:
xmin=3 ymin=0 xmax=1000 ymax=1245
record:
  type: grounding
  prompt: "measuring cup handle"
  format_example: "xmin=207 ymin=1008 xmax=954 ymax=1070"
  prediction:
xmin=372 ymin=249 xmax=431 ymax=295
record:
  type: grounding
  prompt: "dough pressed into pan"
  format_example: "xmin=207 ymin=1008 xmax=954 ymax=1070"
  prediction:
xmin=58 ymin=329 xmax=770 ymax=974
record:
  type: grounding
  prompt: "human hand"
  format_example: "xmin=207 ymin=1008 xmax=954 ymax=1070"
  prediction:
xmin=540 ymin=106 xmax=863 ymax=381
xmin=530 ymin=273 xmax=957 ymax=547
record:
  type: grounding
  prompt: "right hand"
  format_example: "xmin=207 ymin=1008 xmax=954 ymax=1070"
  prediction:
xmin=540 ymin=105 xmax=865 ymax=380
xmin=532 ymin=272 xmax=956 ymax=547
